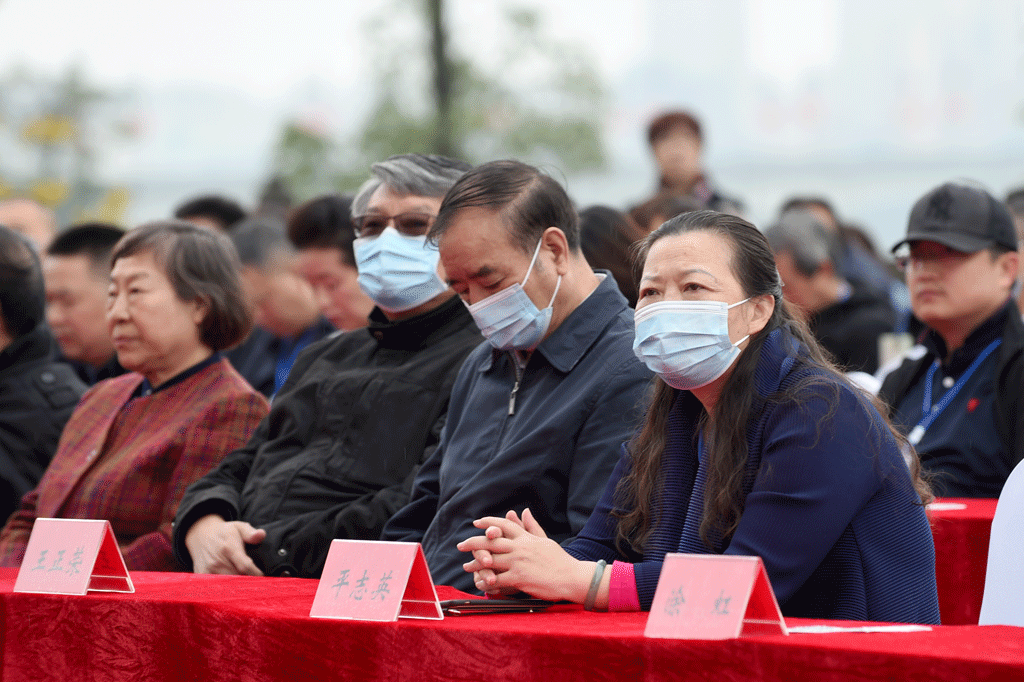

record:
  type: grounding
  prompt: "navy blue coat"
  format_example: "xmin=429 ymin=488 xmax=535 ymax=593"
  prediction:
xmin=567 ymin=327 xmax=941 ymax=624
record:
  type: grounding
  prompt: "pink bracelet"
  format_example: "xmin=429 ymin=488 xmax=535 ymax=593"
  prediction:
xmin=607 ymin=561 xmax=641 ymax=612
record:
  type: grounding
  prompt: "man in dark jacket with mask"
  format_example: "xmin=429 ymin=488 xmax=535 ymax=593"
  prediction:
xmin=173 ymin=154 xmax=482 ymax=577
xmin=0 ymin=224 xmax=86 ymax=521
xmin=382 ymin=161 xmax=652 ymax=591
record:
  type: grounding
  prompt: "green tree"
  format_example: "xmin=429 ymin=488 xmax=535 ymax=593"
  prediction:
xmin=273 ymin=0 xmax=607 ymax=201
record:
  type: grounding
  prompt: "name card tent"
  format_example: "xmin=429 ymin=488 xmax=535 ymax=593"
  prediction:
xmin=14 ymin=518 xmax=134 ymax=595
xmin=645 ymin=554 xmax=787 ymax=639
xmin=310 ymin=540 xmax=443 ymax=622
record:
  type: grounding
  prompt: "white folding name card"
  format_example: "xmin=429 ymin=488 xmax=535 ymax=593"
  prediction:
xmin=14 ymin=518 xmax=134 ymax=595
xmin=645 ymin=554 xmax=787 ymax=639
xmin=310 ymin=540 xmax=443 ymax=622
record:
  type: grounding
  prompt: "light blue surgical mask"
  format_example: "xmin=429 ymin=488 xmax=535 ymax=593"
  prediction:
xmin=354 ymin=226 xmax=449 ymax=314
xmin=467 ymin=238 xmax=562 ymax=350
xmin=632 ymin=298 xmax=750 ymax=390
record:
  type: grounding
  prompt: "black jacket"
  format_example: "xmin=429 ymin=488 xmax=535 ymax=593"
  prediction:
xmin=810 ymin=281 xmax=895 ymax=374
xmin=0 ymin=326 xmax=87 ymax=521
xmin=879 ymin=301 xmax=1024 ymax=486
xmin=173 ymin=295 xmax=482 ymax=577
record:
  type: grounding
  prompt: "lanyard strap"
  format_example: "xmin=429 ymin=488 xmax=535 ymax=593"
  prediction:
xmin=908 ymin=338 xmax=1001 ymax=445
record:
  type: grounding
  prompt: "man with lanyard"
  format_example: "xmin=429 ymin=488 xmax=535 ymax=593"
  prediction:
xmin=880 ymin=182 xmax=1023 ymax=498
xmin=381 ymin=160 xmax=652 ymax=592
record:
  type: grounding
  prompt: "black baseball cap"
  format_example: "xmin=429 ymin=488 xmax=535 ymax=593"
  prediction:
xmin=892 ymin=182 xmax=1018 ymax=254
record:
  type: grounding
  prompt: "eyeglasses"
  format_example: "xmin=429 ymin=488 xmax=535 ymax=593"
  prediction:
xmin=352 ymin=212 xmax=435 ymax=239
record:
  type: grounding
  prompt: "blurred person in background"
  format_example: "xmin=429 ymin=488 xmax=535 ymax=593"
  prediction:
xmin=781 ymin=196 xmax=911 ymax=332
xmin=227 ymin=216 xmax=335 ymax=399
xmin=0 ymin=198 xmax=57 ymax=252
xmin=641 ymin=110 xmax=743 ymax=217
xmin=0 ymin=221 xmax=268 ymax=569
xmin=880 ymin=182 xmax=1022 ymax=498
xmin=174 ymin=194 xmax=247 ymax=232
xmin=0 ymin=225 xmax=86 ymax=523
xmin=173 ymin=154 xmax=482 ymax=579
xmin=287 ymin=195 xmax=374 ymax=332
xmin=766 ymin=209 xmax=895 ymax=374
xmin=628 ymin=192 xmax=704 ymax=235
xmin=1003 ymin=187 xmax=1024 ymax=314
xmin=45 ymin=222 xmax=127 ymax=385
xmin=578 ymin=205 xmax=645 ymax=307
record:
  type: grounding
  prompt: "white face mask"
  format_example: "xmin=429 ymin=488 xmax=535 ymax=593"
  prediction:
xmin=632 ymin=298 xmax=750 ymax=390
xmin=353 ymin=227 xmax=448 ymax=313
xmin=465 ymin=238 xmax=562 ymax=350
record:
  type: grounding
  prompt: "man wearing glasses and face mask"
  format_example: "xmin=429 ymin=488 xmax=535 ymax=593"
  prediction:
xmin=382 ymin=160 xmax=652 ymax=592
xmin=173 ymin=154 xmax=483 ymax=578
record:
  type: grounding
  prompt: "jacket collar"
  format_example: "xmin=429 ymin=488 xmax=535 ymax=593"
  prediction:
xmin=749 ymin=327 xmax=799 ymax=399
xmin=478 ymin=271 xmax=629 ymax=373
xmin=365 ymin=294 xmax=473 ymax=351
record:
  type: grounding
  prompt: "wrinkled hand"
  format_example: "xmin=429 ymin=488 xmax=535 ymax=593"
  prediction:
xmin=457 ymin=508 xmax=589 ymax=602
xmin=185 ymin=514 xmax=266 ymax=576
xmin=459 ymin=509 xmax=534 ymax=596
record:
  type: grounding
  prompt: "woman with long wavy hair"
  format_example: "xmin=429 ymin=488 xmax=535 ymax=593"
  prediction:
xmin=458 ymin=210 xmax=940 ymax=624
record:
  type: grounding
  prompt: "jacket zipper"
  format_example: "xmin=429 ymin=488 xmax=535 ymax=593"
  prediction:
xmin=508 ymin=356 xmax=524 ymax=416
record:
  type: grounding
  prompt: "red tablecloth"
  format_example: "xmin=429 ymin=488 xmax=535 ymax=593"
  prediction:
xmin=0 ymin=569 xmax=1021 ymax=682
xmin=928 ymin=497 xmax=997 ymax=625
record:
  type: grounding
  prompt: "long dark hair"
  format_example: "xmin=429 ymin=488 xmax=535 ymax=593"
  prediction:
xmin=614 ymin=210 xmax=930 ymax=553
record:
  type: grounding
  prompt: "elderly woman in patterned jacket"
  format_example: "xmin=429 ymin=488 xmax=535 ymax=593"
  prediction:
xmin=0 ymin=220 xmax=269 ymax=571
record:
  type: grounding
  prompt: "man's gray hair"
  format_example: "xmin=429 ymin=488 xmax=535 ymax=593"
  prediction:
xmin=230 ymin=215 xmax=294 ymax=269
xmin=765 ymin=209 xmax=840 ymax=276
xmin=351 ymin=154 xmax=471 ymax=218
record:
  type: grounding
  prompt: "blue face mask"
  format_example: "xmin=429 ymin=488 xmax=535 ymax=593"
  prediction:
xmin=467 ymin=238 xmax=562 ymax=350
xmin=632 ymin=298 xmax=750 ymax=390
xmin=354 ymin=227 xmax=449 ymax=314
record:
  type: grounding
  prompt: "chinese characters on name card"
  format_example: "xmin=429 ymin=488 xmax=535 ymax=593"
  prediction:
xmin=14 ymin=518 xmax=133 ymax=595
xmin=310 ymin=540 xmax=442 ymax=622
xmin=645 ymin=554 xmax=787 ymax=639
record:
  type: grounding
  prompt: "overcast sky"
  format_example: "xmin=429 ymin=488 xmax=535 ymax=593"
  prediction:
xmin=2 ymin=0 xmax=1023 ymax=245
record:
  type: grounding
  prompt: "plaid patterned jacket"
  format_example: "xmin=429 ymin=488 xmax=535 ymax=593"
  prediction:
xmin=0 ymin=358 xmax=268 ymax=571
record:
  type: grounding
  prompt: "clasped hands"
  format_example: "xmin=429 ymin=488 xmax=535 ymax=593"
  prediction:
xmin=456 ymin=507 xmax=590 ymax=603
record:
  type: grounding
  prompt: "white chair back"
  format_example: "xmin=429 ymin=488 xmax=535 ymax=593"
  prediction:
xmin=978 ymin=458 xmax=1024 ymax=626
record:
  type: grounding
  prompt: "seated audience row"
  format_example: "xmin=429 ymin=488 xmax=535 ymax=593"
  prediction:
xmin=12 ymin=155 xmax=1019 ymax=627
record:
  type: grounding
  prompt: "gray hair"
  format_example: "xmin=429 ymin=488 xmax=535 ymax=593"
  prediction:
xmin=764 ymin=209 xmax=840 ymax=276
xmin=111 ymin=220 xmax=252 ymax=351
xmin=230 ymin=215 xmax=294 ymax=269
xmin=351 ymin=154 xmax=471 ymax=218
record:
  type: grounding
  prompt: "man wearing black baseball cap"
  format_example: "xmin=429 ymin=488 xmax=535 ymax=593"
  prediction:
xmin=879 ymin=182 xmax=1023 ymax=497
